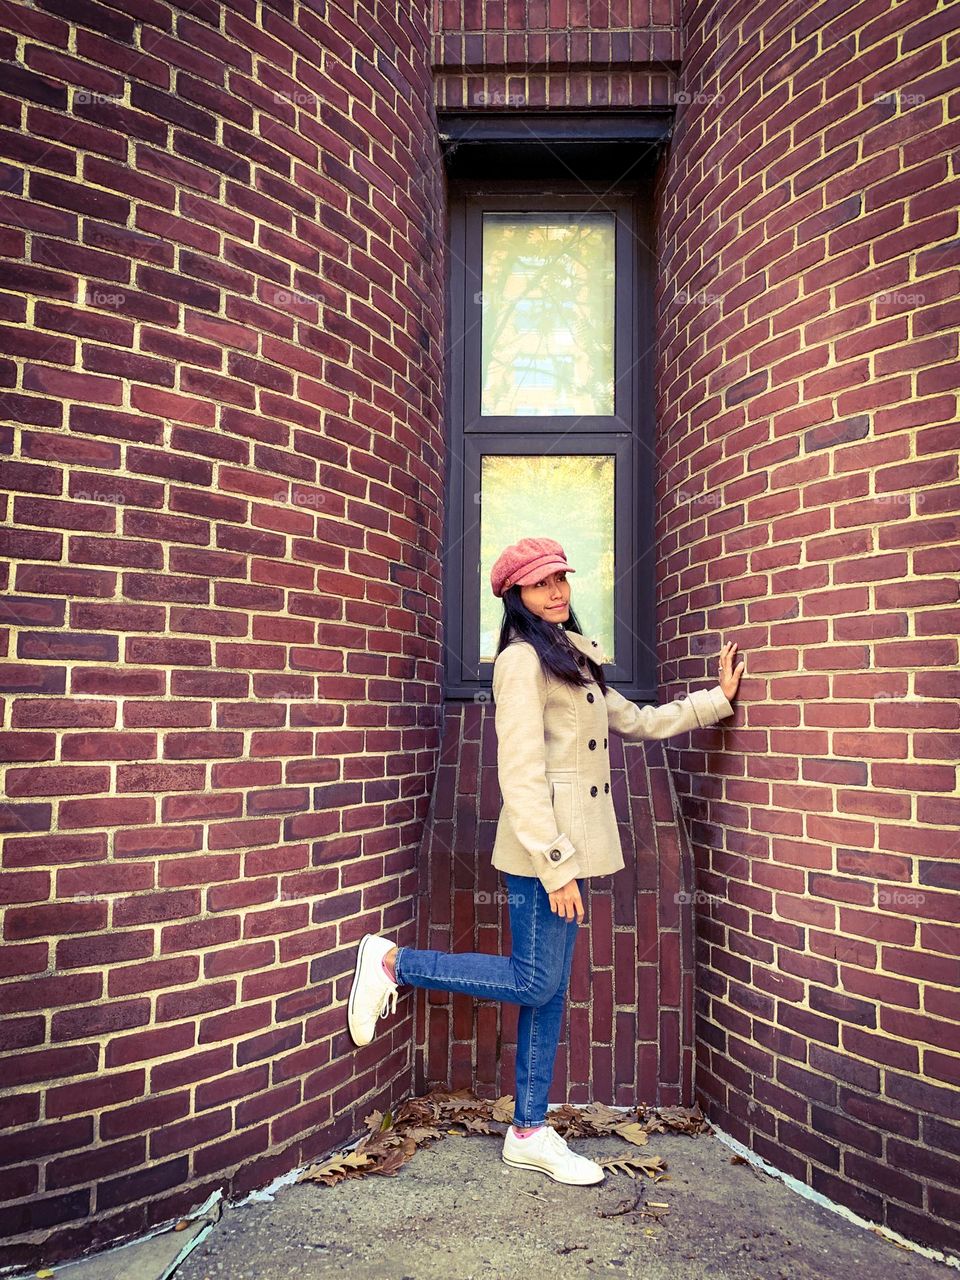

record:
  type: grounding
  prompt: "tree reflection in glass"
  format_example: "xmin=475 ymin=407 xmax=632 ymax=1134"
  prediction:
xmin=480 ymin=214 xmax=616 ymax=418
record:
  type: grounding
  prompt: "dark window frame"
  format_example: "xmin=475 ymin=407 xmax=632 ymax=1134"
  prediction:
xmin=443 ymin=174 xmax=659 ymax=704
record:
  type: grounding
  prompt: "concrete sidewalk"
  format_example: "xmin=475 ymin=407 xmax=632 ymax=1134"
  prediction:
xmin=176 ymin=1127 xmax=953 ymax=1280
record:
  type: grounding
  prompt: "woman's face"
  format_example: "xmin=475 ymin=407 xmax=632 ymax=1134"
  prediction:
xmin=520 ymin=570 xmax=571 ymax=622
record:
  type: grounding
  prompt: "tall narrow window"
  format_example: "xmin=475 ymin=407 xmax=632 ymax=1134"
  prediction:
xmin=444 ymin=181 xmax=656 ymax=702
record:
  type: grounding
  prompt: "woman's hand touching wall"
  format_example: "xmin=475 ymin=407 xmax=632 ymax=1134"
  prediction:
xmin=718 ymin=641 xmax=745 ymax=702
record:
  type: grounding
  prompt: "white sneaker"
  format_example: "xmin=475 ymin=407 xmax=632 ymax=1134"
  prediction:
xmin=347 ymin=934 xmax=399 ymax=1046
xmin=502 ymin=1123 xmax=605 ymax=1185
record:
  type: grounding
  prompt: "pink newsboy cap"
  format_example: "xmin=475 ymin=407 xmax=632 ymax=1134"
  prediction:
xmin=490 ymin=536 xmax=576 ymax=598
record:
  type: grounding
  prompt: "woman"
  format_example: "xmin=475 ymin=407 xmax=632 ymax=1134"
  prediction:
xmin=347 ymin=536 xmax=744 ymax=1186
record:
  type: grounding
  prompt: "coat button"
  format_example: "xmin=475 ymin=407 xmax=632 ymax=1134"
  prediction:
xmin=603 ymin=737 xmax=607 ymax=748
xmin=591 ymin=640 xmax=598 ymax=646
xmin=586 ymin=692 xmax=594 ymax=703
xmin=604 ymin=782 xmax=610 ymax=793
xmin=590 ymin=785 xmax=598 ymax=797
xmin=549 ymin=849 xmax=562 ymax=862
xmin=588 ymin=739 xmax=596 ymax=750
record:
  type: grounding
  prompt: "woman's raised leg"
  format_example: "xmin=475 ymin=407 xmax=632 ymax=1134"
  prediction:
xmin=393 ymin=873 xmax=571 ymax=1008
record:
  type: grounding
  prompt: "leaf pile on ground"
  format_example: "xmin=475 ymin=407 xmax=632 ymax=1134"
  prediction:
xmin=297 ymin=1087 xmax=711 ymax=1187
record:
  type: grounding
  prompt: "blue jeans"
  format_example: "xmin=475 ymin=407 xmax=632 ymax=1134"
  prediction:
xmin=393 ymin=873 xmax=582 ymax=1128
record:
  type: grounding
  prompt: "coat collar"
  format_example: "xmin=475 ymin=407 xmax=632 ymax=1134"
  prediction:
xmin=561 ymin=627 xmax=610 ymax=664
xmin=507 ymin=624 xmax=610 ymax=664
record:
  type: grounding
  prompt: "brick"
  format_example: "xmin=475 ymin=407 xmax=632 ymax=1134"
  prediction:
xmin=30 ymin=172 xmax=129 ymax=223
xmin=236 ymin=1023 xmax=302 ymax=1066
xmin=192 ymin=1124 xmax=269 ymax=1177
xmin=112 ymin=889 xmax=199 ymax=925
xmin=46 ymin=1136 xmax=146 ymax=1190
xmin=5 ymin=900 xmax=107 ymax=939
xmin=0 ymin=1188 xmax=90 ymax=1238
xmin=56 ymin=862 xmax=153 ymax=897
xmin=3 ymin=762 xmax=108 ymax=793
xmin=100 ymin=1091 xmax=191 ymax=1140
xmin=46 ymin=1070 xmax=144 ymax=1121
xmin=56 ymin=930 xmax=153 ymax=969
xmin=206 ymin=880 xmax=276 ymax=911
xmin=0 ymin=971 xmax=101 ymax=1014
xmin=108 ymin=956 xmax=200 ymax=997
xmin=195 ymin=1065 xmax=268 ymax=1112
xmin=197 ymin=1002 xmax=270 ymax=1045
xmin=203 ymin=940 xmax=275 ymax=978
xmin=0 ymin=941 xmax=48 ymax=978
xmin=96 ymin=1156 xmax=189 ymax=1211
xmin=0 ymin=1043 xmax=99 ymax=1088
xmin=149 ymin=1107 xmax=232 ymax=1159
xmin=881 ymin=1008 xmax=960 ymax=1053
xmin=0 ymin=868 xmax=50 ymax=904
xmin=158 ymin=854 xmax=242 ymax=887
xmin=150 ymin=1045 xmax=231 ymax=1093
xmin=156 ymin=981 xmax=235 ymax=1022
xmin=105 ymin=1022 xmax=195 ymax=1068
xmin=160 ymin=917 xmax=240 ymax=953
xmin=0 ymin=1116 xmax=92 ymax=1167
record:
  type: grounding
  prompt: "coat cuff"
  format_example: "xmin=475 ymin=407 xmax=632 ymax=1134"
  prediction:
xmin=707 ymin=684 xmax=735 ymax=721
xmin=688 ymin=684 xmax=735 ymax=727
xmin=535 ymin=833 xmax=582 ymax=893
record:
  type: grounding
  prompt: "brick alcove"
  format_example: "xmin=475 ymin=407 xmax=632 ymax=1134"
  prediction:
xmin=408 ymin=701 xmax=708 ymax=1108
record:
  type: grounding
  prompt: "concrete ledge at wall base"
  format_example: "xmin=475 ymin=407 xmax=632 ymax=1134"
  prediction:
xmin=711 ymin=1125 xmax=960 ymax=1272
xmin=5 ymin=1190 xmax=222 ymax=1280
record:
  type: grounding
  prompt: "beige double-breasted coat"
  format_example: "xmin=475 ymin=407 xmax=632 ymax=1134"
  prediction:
xmin=490 ymin=626 xmax=735 ymax=892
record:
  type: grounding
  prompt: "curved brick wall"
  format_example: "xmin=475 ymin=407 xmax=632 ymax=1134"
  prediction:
xmin=657 ymin=0 xmax=959 ymax=1254
xmin=0 ymin=1 xmax=443 ymax=1267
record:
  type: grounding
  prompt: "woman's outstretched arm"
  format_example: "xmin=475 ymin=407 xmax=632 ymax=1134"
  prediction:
xmin=604 ymin=682 xmax=733 ymax=741
xmin=605 ymin=640 xmax=743 ymax=742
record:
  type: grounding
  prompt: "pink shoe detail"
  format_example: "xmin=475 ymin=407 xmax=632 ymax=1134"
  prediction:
xmin=513 ymin=1125 xmax=542 ymax=1139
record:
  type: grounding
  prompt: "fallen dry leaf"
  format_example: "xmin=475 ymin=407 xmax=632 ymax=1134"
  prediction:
xmin=730 ymin=1153 xmax=764 ymax=1179
xmin=598 ymin=1152 xmax=667 ymax=1179
xmin=298 ymin=1147 xmax=375 ymax=1186
xmin=580 ymin=1102 xmax=626 ymax=1127
xmin=611 ymin=1121 xmax=650 ymax=1146
xmin=460 ymin=1116 xmax=491 ymax=1134
xmin=491 ymin=1095 xmax=515 ymax=1123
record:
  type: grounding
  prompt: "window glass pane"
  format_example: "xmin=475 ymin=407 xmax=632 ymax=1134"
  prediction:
xmin=480 ymin=214 xmax=616 ymax=417
xmin=480 ymin=454 xmax=616 ymax=663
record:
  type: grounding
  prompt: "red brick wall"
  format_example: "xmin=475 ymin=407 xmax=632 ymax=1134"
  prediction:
xmin=657 ymin=0 xmax=960 ymax=1254
xmin=0 ymin=1 xmax=443 ymax=1267
xmin=410 ymin=703 xmax=707 ymax=1110
xmin=433 ymin=0 xmax=682 ymax=108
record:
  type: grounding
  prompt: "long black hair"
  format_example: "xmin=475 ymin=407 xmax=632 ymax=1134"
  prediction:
xmin=494 ymin=586 xmax=608 ymax=695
